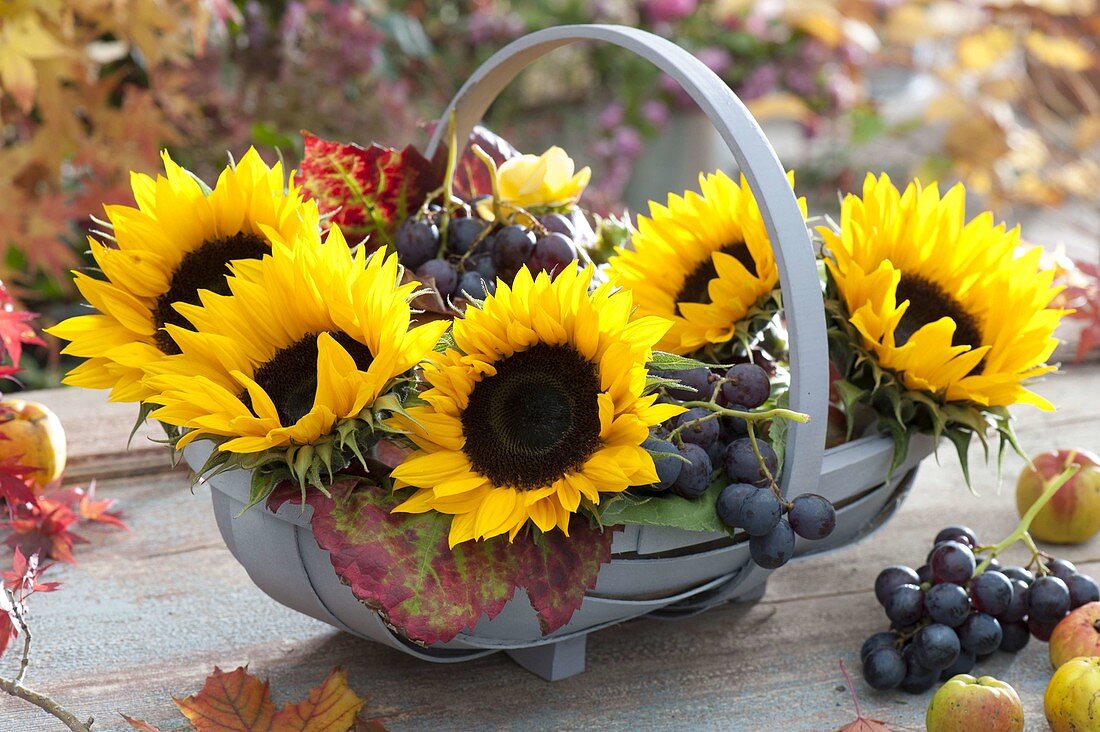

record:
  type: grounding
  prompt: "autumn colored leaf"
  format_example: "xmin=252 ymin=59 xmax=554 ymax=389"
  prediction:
xmin=120 ymin=713 xmax=162 ymax=731
xmin=298 ymin=132 xmax=443 ymax=247
xmin=299 ymin=479 xmax=614 ymax=645
xmin=0 ymin=455 xmax=36 ymax=509
xmin=451 ymin=125 xmax=520 ymax=200
xmin=2 ymin=547 xmax=58 ymax=595
xmin=3 ymin=497 xmax=86 ymax=564
xmin=835 ymin=658 xmax=892 ymax=732
xmin=77 ymin=481 xmax=128 ymax=530
xmin=0 ymin=590 xmax=16 ymax=659
xmin=173 ymin=666 xmax=369 ymax=732
xmin=0 ymin=286 xmax=43 ymax=378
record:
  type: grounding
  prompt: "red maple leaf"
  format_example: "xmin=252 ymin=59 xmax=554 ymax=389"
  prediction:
xmin=1063 ymin=259 xmax=1100 ymax=363
xmin=3 ymin=496 xmax=86 ymax=564
xmin=0 ymin=284 xmax=44 ymax=378
xmin=2 ymin=548 xmax=58 ymax=595
xmin=76 ymin=481 xmax=128 ymax=530
xmin=0 ymin=455 xmax=36 ymax=511
xmin=0 ymin=591 xmax=17 ymax=659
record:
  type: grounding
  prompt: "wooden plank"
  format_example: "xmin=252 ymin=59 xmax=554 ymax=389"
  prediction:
xmin=2 ymin=366 xmax=1099 ymax=730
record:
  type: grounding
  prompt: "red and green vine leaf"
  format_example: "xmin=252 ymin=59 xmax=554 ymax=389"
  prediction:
xmin=298 ymin=132 xmax=443 ymax=247
xmin=451 ymin=125 xmax=520 ymax=200
xmin=300 ymin=480 xmax=615 ymax=645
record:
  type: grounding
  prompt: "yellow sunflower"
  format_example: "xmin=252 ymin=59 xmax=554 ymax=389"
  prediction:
xmin=388 ymin=265 xmax=684 ymax=547
xmin=143 ymin=227 xmax=449 ymax=454
xmin=607 ymin=170 xmax=806 ymax=355
xmin=46 ymin=148 xmax=320 ymax=403
xmin=821 ymin=173 xmax=1066 ymax=410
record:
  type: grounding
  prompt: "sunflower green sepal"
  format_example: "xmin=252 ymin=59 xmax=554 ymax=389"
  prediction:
xmin=826 ymin=296 xmax=1024 ymax=488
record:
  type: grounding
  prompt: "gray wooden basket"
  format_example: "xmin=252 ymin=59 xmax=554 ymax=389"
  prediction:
xmin=184 ymin=25 xmax=936 ymax=681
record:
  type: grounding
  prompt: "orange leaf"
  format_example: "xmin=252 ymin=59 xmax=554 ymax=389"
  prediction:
xmin=174 ymin=666 xmax=276 ymax=732
xmin=172 ymin=666 xmax=374 ymax=732
xmin=120 ymin=713 xmax=162 ymax=731
xmin=272 ymin=668 xmax=366 ymax=731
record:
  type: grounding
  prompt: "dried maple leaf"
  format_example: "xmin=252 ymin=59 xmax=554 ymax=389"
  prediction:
xmin=77 ymin=481 xmax=128 ymax=530
xmin=119 ymin=714 xmax=161 ymax=731
xmin=836 ymin=658 xmax=892 ymax=732
xmin=298 ymin=132 xmax=443 ymax=247
xmin=291 ymin=479 xmax=615 ymax=644
xmin=172 ymin=666 xmax=369 ymax=732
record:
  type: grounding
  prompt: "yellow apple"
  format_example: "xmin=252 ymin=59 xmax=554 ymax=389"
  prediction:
xmin=1016 ymin=449 xmax=1100 ymax=544
xmin=926 ymin=674 xmax=1024 ymax=732
xmin=1045 ymin=656 xmax=1100 ymax=732
xmin=0 ymin=398 xmax=66 ymax=490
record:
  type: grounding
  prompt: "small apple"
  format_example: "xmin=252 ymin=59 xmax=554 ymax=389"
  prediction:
xmin=926 ymin=674 xmax=1024 ymax=732
xmin=1050 ymin=601 xmax=1100 ymax=669
xmin=0 ymin=398 xmax=66 ymax=491
xmin=1045 ymin=656 xmax=1100 ymax=732
xmin=1016 ymin=449 xmax=1100 ymax=544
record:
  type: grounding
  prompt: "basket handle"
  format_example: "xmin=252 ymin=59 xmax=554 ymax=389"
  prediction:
xmin=425 ymin=24 xmax=828 ymax=497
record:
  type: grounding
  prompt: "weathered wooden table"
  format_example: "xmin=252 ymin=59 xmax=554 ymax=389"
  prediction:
xmin=3 ymin=365 xmax=1098 ymax=731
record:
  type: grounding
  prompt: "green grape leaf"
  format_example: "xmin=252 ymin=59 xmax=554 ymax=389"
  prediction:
xmin=597 ymin=480 xmax=727 ymax=534
xmin=647 ymin=351 xmax=724 ymax=372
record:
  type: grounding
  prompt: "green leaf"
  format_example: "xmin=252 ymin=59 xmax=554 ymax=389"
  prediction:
xmin=647 ymin=351 xmax=722 ymax=372
xmin=598 ymin=480 xmax=727 ymax=534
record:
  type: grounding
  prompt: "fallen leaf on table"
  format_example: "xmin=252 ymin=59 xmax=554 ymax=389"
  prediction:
xmin=122 ymin=665 xmax=381 ymax=732
xmin=835 ymin=658 xmax=893 ymax=732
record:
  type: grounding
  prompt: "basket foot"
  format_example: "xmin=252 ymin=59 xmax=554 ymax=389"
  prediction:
xmin=506 ymin=635 xmax=586 ymax=681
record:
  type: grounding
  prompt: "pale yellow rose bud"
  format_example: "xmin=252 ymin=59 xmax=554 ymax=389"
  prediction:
xmin=495 ymin=146 xmax=591 ymax=210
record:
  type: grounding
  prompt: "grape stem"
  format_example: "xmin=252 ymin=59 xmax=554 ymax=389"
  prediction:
xmin=664 ymin=402 xmax=808 ymax=445
xmin=745 ymin=419 xmax=779 ymax=497
xmin=972 ymin=460 xmax=1081 ymax=576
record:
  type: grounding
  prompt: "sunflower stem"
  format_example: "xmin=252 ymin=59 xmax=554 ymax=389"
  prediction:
xmin=972 ymin=461 xmax=1080 ymax=576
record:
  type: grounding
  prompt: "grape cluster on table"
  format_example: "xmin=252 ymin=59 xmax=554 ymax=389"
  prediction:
xmin=395 ymin=208 xmax=581 ymax=301
xmin=861 ymin=524 xmax=1100 ymax=692
xmin=643 ymin=361 xmax=838 ymax=570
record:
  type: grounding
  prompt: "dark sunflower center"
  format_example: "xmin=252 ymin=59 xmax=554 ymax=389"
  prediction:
xmin=894 ymin=275 xmax=983 ymax=352
xmin=246 ymin=332 xmax=375 ymax=426
xmin=461 ymin=343 xmax=602 ymax=490
xmin=152 ymin=232 xmax=270 ymax=354
xmin=675 ymin=241 xmax=756 ymax=315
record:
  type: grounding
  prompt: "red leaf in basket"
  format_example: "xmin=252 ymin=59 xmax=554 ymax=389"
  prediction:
xmin=305 ymin=479 xmax=614 ymax=644
xmin=298 ymin=132 xmax=444 ymax=248
xmin=452 ymin=125 xmax=521 ymax=200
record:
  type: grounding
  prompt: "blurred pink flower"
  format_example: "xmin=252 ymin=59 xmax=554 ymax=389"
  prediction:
xmin=643 ymin=0 xmax=698 ymax=24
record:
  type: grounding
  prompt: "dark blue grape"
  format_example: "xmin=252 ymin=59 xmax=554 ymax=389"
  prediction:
xmin=1028 ymin=615 xmax=1059 ymax=641
xmin=670 ymin=443 xmax=711 ymax=499
xmin=884 ymin=584 xmax=925 ymax=627
xmin=999 ymin=620 xmax=1030 ymax=652
xmin=472 ymin=252 xmax=497 ymax=278
xmin=675 ymin=407 xmax=719 ymax=448
xmin=528 ymin=233 xmax=576 ymax=276
xmin=666 ymin=367 xmax=714 ymax=401
xmin=912 ymin=623 xmax=960 ymax=671
xmin=787 ymin=493 xmax=836 ymax=540
xmin=715 ymin=482 xmax=756 ymax=529
xmin=939 ymin=649 xmax=976 ymax=681
xmin=720 ymin=363 xmax=771 ymax=409
xmin=1047 ymin=558 xmax=1077 ymax=583
xmin=719 ymin=407 xmax=749 ymax=440
xmin=986 ymin=557 xmax=1002 ymax=572
xmin=924 ymin=582 xmax=971 ymax=627
xmin=748 ymin=518 xmax=795 ymax=569
xmin=415 ymin=259 xmax=457 ymax=298
xmin=957 ymin=613 xmax=1002 ymax=655
xmin=540 ymin=212 xmax=576 ymax=238
xmin=1001 ymin=566 xmax=1034 ymax=585
xmin=738 ymin=488 xmax=783 ymax=537
xmin=917 ymin=564 xmax=932 ymax=585
xmin=862 ymin=647 xmax=906 ymax=690
xmin=899 ymin=648 xmax=940 ymax=693
xmin=860 ymin=631 xmax=899 ymax=661
xmin=491 ymin=225 xmax=536 ymax=279
xmin=723 ymin=437 xmax=778 ymax=486
xmin=930 ymin=541 xmax=976 ymax=585
xmin=935 ymin=525 xmax=979 ymax=547
xmin=457 ymin=270 xmax=494 ymax=300
xmin=998 ymin=579 xmax=1029 ymax=623
xmin=446 ymin=217 xmax=488 ymax=254
xmin=642 ymin=436 xmax=681 ymax=490
xmin=875 ymin=566 xmax=921 ymax=606
xmin=1067 ymin=573 xmax=1100 ymax=608
xmin=394 ymin=218 xmax=438 ymax=268
xmin=969 ymin=571 xmax=1013 ymax=616
xmin=1028 ymin=575 xmax=1071 ymax=622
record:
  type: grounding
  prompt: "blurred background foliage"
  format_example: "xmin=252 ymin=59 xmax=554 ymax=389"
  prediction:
xmin=1 ymin=0 xmax=1097 ymax=389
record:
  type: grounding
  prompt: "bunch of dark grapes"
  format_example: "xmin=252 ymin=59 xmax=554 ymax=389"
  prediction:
xmin=644 ymin=361 xmax=837 ymax=570
xmin=394 ymin=209 xmax=582 ymax=302
xmin=860 ymin=524 xmax=1100 ymax=692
